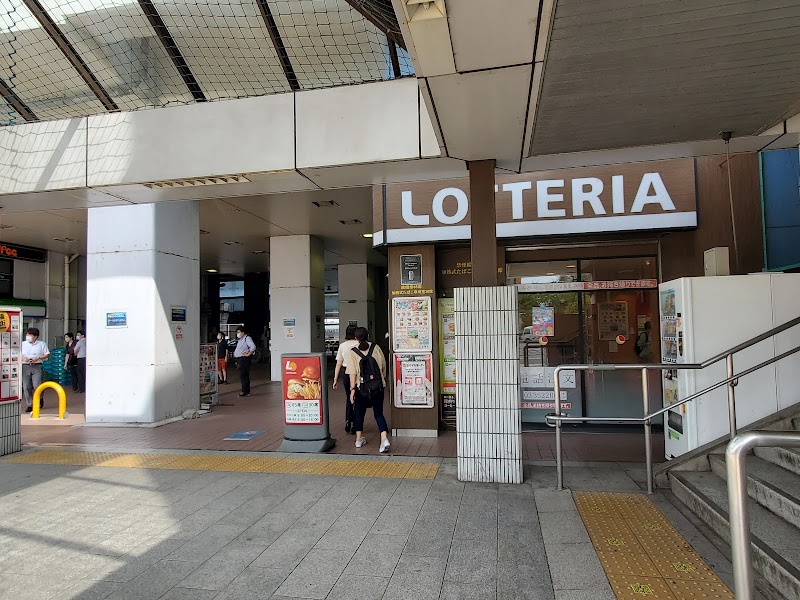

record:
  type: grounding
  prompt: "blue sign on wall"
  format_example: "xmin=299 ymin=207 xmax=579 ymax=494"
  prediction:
xmin=106 ymin=312 xmax=127 ymax=328
xmin=761 ymin=149 xmax=800 ymax=271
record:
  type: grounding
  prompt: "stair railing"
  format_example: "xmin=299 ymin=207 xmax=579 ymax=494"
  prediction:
xmin=545 ymin=315 xmax=800 ymax=494
xmin=726 ymin=431 xmax=800 ymax=600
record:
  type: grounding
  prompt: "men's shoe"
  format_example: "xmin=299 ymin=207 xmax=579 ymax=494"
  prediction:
xmin=380 ymin=439 xmax=391 ymax=453
xmin=238 ymin=393 xmax=250 ymax=397
xmin=25 ymin=406 xmax=32 ymax=413
xmin=345 ymin=420 xmax=351 ymax=434
xmin=355 ymin=437 xmax=367 ymax=448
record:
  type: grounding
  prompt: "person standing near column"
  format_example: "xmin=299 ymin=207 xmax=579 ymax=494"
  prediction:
xmin=332 ymin=324 xmax=358 ymax=434
xmin=233 ymin=325 xmax=256 ymax=397
xmin=74 ymin=330 xmax=87 ymax=393
xmin=63 ymin=333 xmax=79 ymax=392
xmin=22 ymin=328 xmax=50 ymax=413
xmin=216 ymin=332 xmax=229 ymax=385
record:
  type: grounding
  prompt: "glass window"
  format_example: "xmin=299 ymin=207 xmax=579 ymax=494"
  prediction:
xmin=506 ymin=260 xmax=578 ymax=285
xmin=0 ymin=258 xmax=13 ymax=298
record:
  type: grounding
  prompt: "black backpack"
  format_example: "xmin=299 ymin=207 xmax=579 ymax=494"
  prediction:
xmin=352 ymin=344 xmax=383 ymax=400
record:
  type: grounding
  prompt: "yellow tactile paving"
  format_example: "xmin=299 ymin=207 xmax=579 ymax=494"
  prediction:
xmin=576 ymin=492 xmax=733 ymax=600
xmin=4 ymin=450 xmax=440 ymax=480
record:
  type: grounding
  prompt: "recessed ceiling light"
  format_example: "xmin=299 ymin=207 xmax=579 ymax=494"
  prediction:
xmin=361 ymin=233 xmax=373 ymax=238
xmin=546 ymin=272 xmax=555 ymax=276
xmin=567 ymin=265 xmax=576 ymax=269
xmin=206 ymin=269 xmax=218 ymax=273
xmin=339 ymin=219 xmax=363 ymax=225
xmin=312 ymin=200 xmax=339 ymax=208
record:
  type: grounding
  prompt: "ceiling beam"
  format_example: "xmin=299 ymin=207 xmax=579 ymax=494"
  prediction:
xmin=21 ymin=0 xmax=119 ymax=112
xmin=138 ymin=0 xmax=206 ymax=102
xmin=255 ymin=0 xmax=300 ymax=92
xmin=0 ymin=77 xmax=38 ymax=122
xmin=343 ymin=0 xmax=406 ymax=50
xmin=388 ymin=37 xmax=401 ymax=78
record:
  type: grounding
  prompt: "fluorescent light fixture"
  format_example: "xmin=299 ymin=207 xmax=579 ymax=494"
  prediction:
xmin=361 ymin=233 xmax=374 ymax=238
xmin=206 ymin=269 xmax=218 ymax=273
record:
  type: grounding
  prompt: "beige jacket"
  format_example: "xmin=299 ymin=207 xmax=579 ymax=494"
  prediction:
xmin=349 ymin=343 xmax=388 ymax=389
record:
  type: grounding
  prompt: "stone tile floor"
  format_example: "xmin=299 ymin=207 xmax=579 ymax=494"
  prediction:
xmin=0 ymin=456 xmax=742 ymax=600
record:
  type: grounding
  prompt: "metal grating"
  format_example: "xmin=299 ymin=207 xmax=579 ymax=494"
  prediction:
xmin=1 ymin=0 xmax=413 ymax=126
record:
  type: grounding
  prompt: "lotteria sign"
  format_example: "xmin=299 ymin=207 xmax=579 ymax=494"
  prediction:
xmin=372 ymin=158 xmax=697 ymax=245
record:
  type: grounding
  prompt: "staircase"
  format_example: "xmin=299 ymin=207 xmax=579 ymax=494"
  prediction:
xmin=666 ymin=419 xmax=800 ymax=600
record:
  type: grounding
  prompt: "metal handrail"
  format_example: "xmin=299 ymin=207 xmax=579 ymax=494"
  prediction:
xmin=727 ymin=431 xmax=800 ymax=600
xmin=545 ymin=315 xmax=800 ymax=493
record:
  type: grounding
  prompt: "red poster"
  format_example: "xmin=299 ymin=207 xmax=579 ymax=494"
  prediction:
xmin=282 ymin=356 xmax=323 ymax=425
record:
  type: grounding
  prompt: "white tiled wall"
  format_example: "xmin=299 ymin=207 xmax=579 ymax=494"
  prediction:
xmin=455 ymin=286 xmax=522 ymax=483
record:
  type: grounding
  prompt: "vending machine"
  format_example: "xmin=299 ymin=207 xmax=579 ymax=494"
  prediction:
xmin=660 ymin=274 xmax=800 ymax=459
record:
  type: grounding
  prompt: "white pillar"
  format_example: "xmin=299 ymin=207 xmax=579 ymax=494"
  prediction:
xmin=86 ymin=202 xmax=200 ymax=423
xmin=269 ymin=235 xmax=325 ymax=381
xmin=337 ymin=264 xmax=375 ymax=339
xmin=455 ymin=286 xmax=523 ymax=483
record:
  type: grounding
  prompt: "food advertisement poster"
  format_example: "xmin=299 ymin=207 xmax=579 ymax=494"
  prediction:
xmin=199 ymin=344 xmax=217 ymax=397
xmin=394 ymin=353 xmax=434 ymax=408
xmin=392 ymin=297 xmax=432 ymax=353
xmin=598 ymin=301 xmax=629 ymax=341
xmin=438 ymin=298 xmax=456 ymax=395
xmin=0 ymin=308 xmax=21 ymax=402
xmin=531 ymin=306 xmax=555 ymax=338
xmin=283 ymin=356 xmax=323 ymax=424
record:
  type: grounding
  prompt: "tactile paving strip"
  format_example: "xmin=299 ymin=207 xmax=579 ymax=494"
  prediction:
xmin=575 ymin=492 xmax=733 ymax=600
xmin=4 ymin=450 xmax=439 ymax=479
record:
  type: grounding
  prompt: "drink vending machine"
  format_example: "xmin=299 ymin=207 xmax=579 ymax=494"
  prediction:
xmin=660 ymin=274 xmax=800 ymax=459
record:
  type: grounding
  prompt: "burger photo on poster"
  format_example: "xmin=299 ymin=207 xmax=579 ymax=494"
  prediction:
xmin=287 ymin=379 xmax=305 ymax=399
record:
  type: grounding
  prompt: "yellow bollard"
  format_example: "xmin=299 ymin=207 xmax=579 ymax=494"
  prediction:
xmin=30 ymin=382 xmax=68 ymax=420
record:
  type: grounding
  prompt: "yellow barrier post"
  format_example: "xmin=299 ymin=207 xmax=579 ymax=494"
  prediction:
xmin=30 ymin=382 xmax=68 ymax=420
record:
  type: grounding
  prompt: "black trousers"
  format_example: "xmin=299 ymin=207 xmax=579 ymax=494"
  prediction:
xmin=237 ymin=357 xmax=252 ymax=394
xmin=76 ymin=358 xmax=86 ymax=393
xmin=69 ymin=362 xmax=79 ymax=391
xmin=343 ymin=375 xmax=354 ymax=423
xmin=353 ymin=387 xmax=388 ymax=434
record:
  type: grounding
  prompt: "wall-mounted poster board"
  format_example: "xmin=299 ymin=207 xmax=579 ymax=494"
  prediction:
xmin=392 ymin=297 xmax=432 ymax=353
xmin=393 ymin=353 xmax=434 ymax=408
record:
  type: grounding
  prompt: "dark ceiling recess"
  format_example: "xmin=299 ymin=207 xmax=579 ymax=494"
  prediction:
xmin=343 ymin=0 xmax=406 ymax=50
xmin=255 ymin=0 xmax=300 ymax=91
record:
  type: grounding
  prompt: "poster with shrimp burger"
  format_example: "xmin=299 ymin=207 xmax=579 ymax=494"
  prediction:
xmin=283 ymin=357 xmax=323 ymax=425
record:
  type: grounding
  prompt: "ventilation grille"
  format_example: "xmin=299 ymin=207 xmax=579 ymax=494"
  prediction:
xmin=144 ymin=175 xmax=250 ymax=189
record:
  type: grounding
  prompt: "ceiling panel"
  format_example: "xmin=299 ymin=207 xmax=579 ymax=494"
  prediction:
xmin=427 ymin=65 xmax=532 ymax=165
xmin=447 ymin=0 xmax=540 ymax=72
xmin=532 ymin=0 xmax=800 ymax=155
xmin=300 ymin=157 xmax=468 ymax=189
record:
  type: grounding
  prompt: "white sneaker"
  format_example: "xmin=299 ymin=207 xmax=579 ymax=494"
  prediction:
xmin=355 ymin=437 xmax=367 ymax=448
xmin=380 ymin=438 xmax=391 ymax=453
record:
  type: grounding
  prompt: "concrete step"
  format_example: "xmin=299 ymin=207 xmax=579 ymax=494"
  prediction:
xmin=756 ymin=446 xmax=800 ymax=477
xmin=669 ymin=470 xmax=800 ymax=600
xmin=709 ymin=454 xmax=800 ymax=530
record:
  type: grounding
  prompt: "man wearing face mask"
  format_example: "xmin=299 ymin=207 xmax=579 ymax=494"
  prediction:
xmin=21 ymin=328 xmax=50 ymax=413
xmin=233 ymin=325 xmax=256 ymax=397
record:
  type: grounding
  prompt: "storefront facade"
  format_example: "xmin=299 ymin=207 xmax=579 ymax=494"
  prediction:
xmin=374 ymin=154 xmax=765 ymax=438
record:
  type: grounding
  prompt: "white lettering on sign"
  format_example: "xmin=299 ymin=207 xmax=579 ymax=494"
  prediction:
xmin=432 ymin=187 xmax=468 ymax=225
xmin=504 ymin=181 xmax=532 ymax=219
xmin=631 ymin=173 xmax=676 ymax=213
xmin=572 ymin=177 xmax=605 ymax=216
xmin=402 ymin=190 xmax=429 ymax=226
xmin=612 ymin=175 xmax=625 ymax=213
xmin=536 ymin=179 xmax=566 ymax=218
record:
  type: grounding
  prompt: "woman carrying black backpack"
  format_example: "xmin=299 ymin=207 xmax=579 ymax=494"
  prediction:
xmin=349 ymin=327 xmax=390 ymax=453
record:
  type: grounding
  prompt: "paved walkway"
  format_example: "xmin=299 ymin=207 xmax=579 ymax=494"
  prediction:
xmin=23 ymin=375 xmax=664 ymax=463
xmin=0 ymin=450 xmax=737 ymax=600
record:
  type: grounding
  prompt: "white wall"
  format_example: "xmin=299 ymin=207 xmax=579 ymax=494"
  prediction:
xmin=0 ymin=79 xmax=439 ymax=195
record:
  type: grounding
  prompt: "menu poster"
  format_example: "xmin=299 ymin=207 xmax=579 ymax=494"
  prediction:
xmin=0 ymin=308 xmax=22 ymax=402
xmin=199 ymin=344 xmax=218 ymax=397
xmin=598 ymin=301 xmax=628 ymax=341
xmin=392 ymin=297 xmax=433 ymax=353
xmin=394 ymin=353 xmax=434 ymax=408
xmin=531 ymin=306 xmax=555 ymax=338
xmin=282 ymin=355 xmax=323 ymax=424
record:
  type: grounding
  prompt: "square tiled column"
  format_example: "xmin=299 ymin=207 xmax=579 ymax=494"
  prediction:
xmin=0 ymin=400 xmax=21 ymax=456
xmin=455 ymin=286 xmax=522 ymax=483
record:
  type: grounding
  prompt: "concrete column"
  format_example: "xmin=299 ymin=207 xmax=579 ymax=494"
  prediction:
xmin=86 ymin=202 xmax=200 ymax=423
xmin=269 ymin=236 xmax=325 ymax=381
xmin=469 ymin=160 xmax=498 ymax=287
xmin=337 ymin=264 xmax=375 ymax=339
